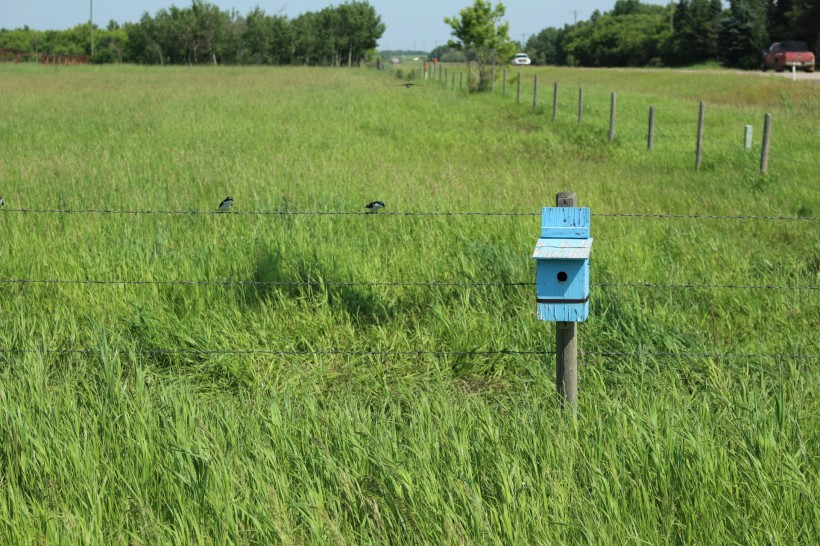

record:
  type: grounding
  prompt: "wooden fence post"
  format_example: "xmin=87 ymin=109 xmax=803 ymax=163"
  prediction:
xmin=555 ymin=191 xmax=578 ymax=413
xmin=516 ymin=72 xmax=521 ymax=104
xmin=503 ymin=68 xmax=507 ymax=96
xmin=492 ymin=64 xmax=496 ymax=92
xmin=577 ymin=87 xmax=583 ymax=124
xmin=552 ymin=82 xmax=559 ymax=120
xmin=760 ymin=113 xmax=772 ymax=173
xmin=695 ymin=101 xmax=705 ymax=170
xmin=460 ymin=72 xmax=463 ymax=91
xmin=609 ymin=92 xmax=616 ymax=143
xmin=533 ymin=75 xmax=539 ymax=113
xmin=647 ymin=106 xmax=655 ymax=150
xmin=744 ymin=125 xmax=753 ymax=150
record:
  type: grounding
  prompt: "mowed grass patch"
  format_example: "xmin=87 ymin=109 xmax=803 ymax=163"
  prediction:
xmin=0 ymin=64 xmax=818 ymax=544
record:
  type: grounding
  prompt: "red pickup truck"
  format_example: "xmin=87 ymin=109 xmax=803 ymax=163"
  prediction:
xmin=761 ymin=41 xmax=815 ymax=72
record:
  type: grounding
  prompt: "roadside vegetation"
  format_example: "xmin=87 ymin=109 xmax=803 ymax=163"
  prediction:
xmin=0 ymin=63 xmax=817 ymax=544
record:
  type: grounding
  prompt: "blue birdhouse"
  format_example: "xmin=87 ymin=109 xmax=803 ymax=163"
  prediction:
xmin=532 ymin=207 xmax=593 ymax=322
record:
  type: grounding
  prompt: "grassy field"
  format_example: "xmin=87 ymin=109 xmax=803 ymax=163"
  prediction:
xmin=0 ymin=63 xmax=818 ymax=544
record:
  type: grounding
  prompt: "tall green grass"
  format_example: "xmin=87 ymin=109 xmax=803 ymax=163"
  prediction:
xmin=0 ymin=64 xmax=817 ymax=544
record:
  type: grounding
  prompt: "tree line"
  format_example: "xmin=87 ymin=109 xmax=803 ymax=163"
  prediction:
xmin=0 ymin=0 xmax=385 ymax=66
xmin=431 ymin=0 xmax=818 ymax=70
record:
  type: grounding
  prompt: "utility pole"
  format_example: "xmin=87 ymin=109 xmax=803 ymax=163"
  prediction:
xmin=89 ymin=0 xmax=94 ymax=59
xmin=669 ymin=1 xmax=674 ymax=33
xmin=570 ymin=10 xmax=581 ymax=26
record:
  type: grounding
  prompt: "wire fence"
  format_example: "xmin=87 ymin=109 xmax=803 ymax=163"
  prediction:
xmin=0 ymin=278 xmax=817 ymax=291
xmin=1 ymin=346 xmax=817 ymax=361
xmin=1 ymin=208 xmax=817 ymax=221
xmin=391 ymin=63 xmax=820 ymax=176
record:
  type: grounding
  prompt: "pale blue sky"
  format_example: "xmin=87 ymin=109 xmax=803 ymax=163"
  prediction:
xmin=1 ymin=1 xmax=670 ymax=50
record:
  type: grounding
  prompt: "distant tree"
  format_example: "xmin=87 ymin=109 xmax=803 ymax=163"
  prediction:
xmin=563 ymin=9 xmax=668 ymax=67
xmin=526 ymin=27 xmax=568 ymax=65
xmin=428 ymin=44 xmax=466 ymax=62
xmin=444 ymin=0 xmax=516 ymax=91
xmin=719 ymin=0 xmax=769 ymax=68
xmin=764 ymin=0 xmax=818 ymax=48
xmin=335 ymin=1 xmax=385 ymax=67
xmin=663 ymin=0 xmax=723 ymax=65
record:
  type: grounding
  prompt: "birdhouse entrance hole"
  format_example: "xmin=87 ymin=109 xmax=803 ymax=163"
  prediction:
xmin=557 ymin=271 xmax=568 ymax=282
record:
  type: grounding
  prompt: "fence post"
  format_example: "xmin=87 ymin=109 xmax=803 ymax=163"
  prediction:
xmin=516 ymin=72 xmax=521 ymax=104
xmin=695 ymin=101 xmax=705 ymax=170
xmin=533 ymin=75 xmax=539 ymax=113
xmin=459 ymin=72 xmax=463 ymax=91
xmin=744 ymin=125 xmax=753 ymax=150
xmin=503 ymin=68 xmax=507 ymax=96
xmin=760 ymin=113 xmax=772 ymax=173
xmin=555 ymin=191 xmax=578 ymax=414
xmin=609 ymin=92 xmax=616 ymax=143
xmin=647 ymin=106 xmax=655 ymax=150
xmin=451 ymin=72 xmax=455 ymax=90
xmin=552 ymin=82 xmax=558 ymax=120
xmin=578 ymin=87 xmax=583 ymax=124
xmin=492 ymin=64 xmax=496 ymax=92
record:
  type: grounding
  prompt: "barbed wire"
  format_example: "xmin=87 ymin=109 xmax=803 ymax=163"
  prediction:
xmin=0 ymin=346 xmax=816 ymax=360
xmin=1 ymin=208 xmax=816 ymax=221
xmin=1 ymin=278 xmax=816 ymax=291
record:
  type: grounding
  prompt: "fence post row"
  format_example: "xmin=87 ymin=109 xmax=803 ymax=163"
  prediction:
xmin=413 ymin=70 xmax=774 ymax=172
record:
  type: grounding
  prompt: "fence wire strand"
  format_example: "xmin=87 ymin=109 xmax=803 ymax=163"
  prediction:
xmin=1 ymin=208 xmax=816 ymax=221
xmin=0 ymin=346 xmax=816 ymax=360
xmin=1 ymin=278 xmax=816 ymax=291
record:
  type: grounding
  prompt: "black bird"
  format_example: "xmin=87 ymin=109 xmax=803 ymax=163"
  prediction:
xmin=0 ymin=196 xmax=4 ymax=208
xmin=396 ymin=83 xmax=422 ymax=88
xmin=365 ymin=201 xmax=385 ymax=213
xmin=217 ymin=196 xmax=234 ymax=212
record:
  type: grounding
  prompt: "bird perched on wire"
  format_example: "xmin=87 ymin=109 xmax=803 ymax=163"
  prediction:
xmin=217 ymin=196 xmax=234 ymax=212
xmin=0 ymin=196 xmax=4 ymax=208
xmin=396 ymin=82 xmax=422 ymax=88
xmin=365 ymin=201 xmax=385 ymax=213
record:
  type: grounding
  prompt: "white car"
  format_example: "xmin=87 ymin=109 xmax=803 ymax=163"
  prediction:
xmin=511 ymin=53 xmax=531 ymax=65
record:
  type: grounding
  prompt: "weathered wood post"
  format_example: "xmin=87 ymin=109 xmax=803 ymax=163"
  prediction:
xmin=552 ymin=82 xmax=559 ymax=121
xmin=744 ymin=125 xmax=753 ymax=150
xmin=533 ymin=193 xmax=591 ymax=414
xmin=578 ymin=87 xmax=583 ymax=124
xmin=695 ymin=101 xmax=705 ymax=170
xmin=503 ymin=68 xmax=507 ymax=96
xmin=533 ymin=75 xmax=539 ymax=113
xmin=492 ymin=64 xmax=496 ymax=92
xmin=555 ymin=192 xmax=578 ymax=412
xmin=451 ymin=72 xmax=455 ymax=90
xmin=608 ymin=92 xmax=616 ymax=143
xmin=760 ymin=113 xmax=772 ymax=173
xmin=459 ymin=72 xmax=463 ymax=91
xmin=647 ymin=106 xmax=655 ymax=150
xmin=516 ymin=72 xmax=521 ymax=104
